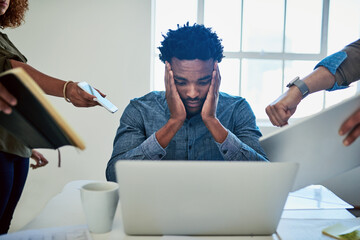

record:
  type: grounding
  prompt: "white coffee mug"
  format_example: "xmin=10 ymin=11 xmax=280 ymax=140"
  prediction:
xmin=80 ymin=181 xmax=119 ymax=233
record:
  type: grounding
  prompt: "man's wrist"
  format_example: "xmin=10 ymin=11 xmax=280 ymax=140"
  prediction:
xmin=286 ymin=77 xmax=309 ymax=99
xmin=202 ymin=117 xmax=228 ymax=143
xmin=168 ymin=116 xmax=185 ymax=126
xmin=286 ymin=85 xmax=303 ymax=104
xmin=201 ymin=115 xmax=217 ymax=125
xmin=156 ymin=118 xmax=184 ymax=148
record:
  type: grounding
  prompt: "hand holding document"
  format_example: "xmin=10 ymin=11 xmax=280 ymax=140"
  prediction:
xmin=260 ymin=93 xmax=360 ymax=191
xmin=0 ymin=68 xmax=85 ymax=150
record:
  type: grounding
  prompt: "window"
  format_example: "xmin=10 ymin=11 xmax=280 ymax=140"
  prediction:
xmin=152 ymin=0 xmax=360 ymax=121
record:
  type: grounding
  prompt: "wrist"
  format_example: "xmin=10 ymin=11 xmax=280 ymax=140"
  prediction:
xmin=202 ymin=117 xmax=227 ymax=143
xmin=168 ymin=117 xmax=185 ymax=128
xmin=286 ymin=86 xmax=303 ymax=105
xmin=63 ymin=81 xmax=74 ymax=103
xmin=156 ymin=118 xmax=184 ymax=148
xmin=169 ymin=112 xmax=186 ymax=124
xmin=201 ymin=115 xmax=217 ymax=124
xmin=286 ymin=77 xmax=309 ymax=99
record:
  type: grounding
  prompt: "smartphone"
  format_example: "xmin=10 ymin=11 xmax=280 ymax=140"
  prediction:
xmin=77 ymin=82 xmax=118 ymax=113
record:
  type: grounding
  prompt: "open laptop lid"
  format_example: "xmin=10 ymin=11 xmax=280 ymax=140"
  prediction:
xmin=260 ymin=93 xmax=360 ymax=191
xmin=116 ymin=161 xmax=298 ymax=236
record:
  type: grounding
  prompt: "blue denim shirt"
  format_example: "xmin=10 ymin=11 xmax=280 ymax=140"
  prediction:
xmin=315 ymin=39 xmax=360 ymax=91
xmin=315 ymin=51 xmax=348 ymax=91
xmin=106 ymin=91 xmax=268 ymax=182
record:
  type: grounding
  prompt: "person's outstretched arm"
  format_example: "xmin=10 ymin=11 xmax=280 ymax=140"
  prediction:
xmin=10 ymin=59 xmax=104 ymax=107
xmin=266 ymin=39 xmax=360 ymax=146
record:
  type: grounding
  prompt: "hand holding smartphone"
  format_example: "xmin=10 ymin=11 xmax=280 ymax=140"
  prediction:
xmin=77 ymin=82 xmax=118 ymax=113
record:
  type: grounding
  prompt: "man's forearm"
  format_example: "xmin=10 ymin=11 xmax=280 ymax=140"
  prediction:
xmin=203 ymin=117 xmax=228 ymax=144
xmin=155 ymin=118 xmax=184 ymax=148
xmin=302 ymin=66 xmax=336 ymax=94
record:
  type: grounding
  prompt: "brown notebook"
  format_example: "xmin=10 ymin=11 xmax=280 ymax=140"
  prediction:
xmin=0 ymin=68 xmax=85 ymax=150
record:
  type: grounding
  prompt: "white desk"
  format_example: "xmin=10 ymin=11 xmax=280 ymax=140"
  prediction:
xmin=4 ymin=180 xmax=360 ymax=240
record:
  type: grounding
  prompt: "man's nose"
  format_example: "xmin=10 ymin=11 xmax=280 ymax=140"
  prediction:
xmin=186 ymin=84 xmax=199 ymax=99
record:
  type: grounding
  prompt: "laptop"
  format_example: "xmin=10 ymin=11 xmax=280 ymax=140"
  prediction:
xmin=115 ymin=160 xmax=298 ymax=236
xmin=260 ymin=93 xmax=360 ymax=191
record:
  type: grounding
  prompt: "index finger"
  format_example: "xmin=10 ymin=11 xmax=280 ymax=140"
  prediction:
xmin=165 ymin=61 xmax=175 ymax=93
xmin=77 ymin=85 xmax=97 ymax=101
xmin=164 ymin=62 xmax=170 ymax=92
xmin=0 ymin=83 xmax=17 ymax=106
xmin=214 ymin=61 xmax=221 ymax=91
xmin=94 ymin=88 xmax=106 ymax=98
xmin=339 ymin=108 xmax=360 ymax=136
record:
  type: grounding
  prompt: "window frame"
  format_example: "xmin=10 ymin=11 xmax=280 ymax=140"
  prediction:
xmin=197 ymin=0 xmax=330 ymax=100
xmin=151 ymin=0 xmax=359 ymax=122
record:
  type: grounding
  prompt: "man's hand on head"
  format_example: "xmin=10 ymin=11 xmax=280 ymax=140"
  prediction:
xmin=201 ymin=61 xmax=220 ymax=122
xmin=201 ymin=61 xmax=227 ymax=144
xmin=155 ymin=61 xmax=187 ymax=149
xmin=164 ymin=61 xmax=186 ymax=123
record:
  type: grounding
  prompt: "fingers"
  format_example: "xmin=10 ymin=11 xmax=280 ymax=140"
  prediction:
xmin=30 ymin=150 xmax=49 ymax=169
xmin=94 ymin=88 xmax=106 ymax=98
xmin=208 ymin=61 xmax=220 ymax=97
xmin=0 ymin=99 xmax=13 ymax=114
xmin=214 ymin=61 xmax=221 ymax=91
xmin=77 ymin=86 xmax=98 ymax=102
xmin=339 ymin=109 xmax=360 ymax=146
xmin=342 ymin=125 xmax=360 ymax=146
xmin=265 ymin=104 xmax=291 ymax=127
xmin=164 ymin=61 xmax=171 ymax=93
xmin=208 ymin=62 xmax=220 ymax=95
xmin=265 ymin=89 xmax=301 ymax=127
xmin=165 ymin=61 xmax=178 ymax=99
xmin=68 ymin=82 xmax=99 ymax=107
xmin=164 ymin=61 xmax=186 ymax=121
xmin=0 ymin=83 xmax=17 ymax=114
xmin=165 ymin=61 xmax=175 ymax=90
xmin=265 ymin=106 xmax=282 ymax=127
xmin=339 ymin=109 xmax=360 ymax=136
xmin=201 ymin=62 xmax=220 ymax=120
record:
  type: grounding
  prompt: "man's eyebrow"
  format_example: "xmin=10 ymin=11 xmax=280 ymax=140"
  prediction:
xmin=198 ymin=75 xmax=212 ymax=81
xmin=173 ymin=75 xmax=212 ymax=81
xmin=173 ymin=75 xmax=187 ymax=81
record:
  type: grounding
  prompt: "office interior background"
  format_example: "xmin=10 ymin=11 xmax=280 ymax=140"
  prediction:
xmin=4 ymin=0 xmax=360 ymax=232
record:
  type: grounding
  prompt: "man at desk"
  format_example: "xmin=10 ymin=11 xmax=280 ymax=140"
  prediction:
xmin=106 ymin=23 xmax=267 ymax=182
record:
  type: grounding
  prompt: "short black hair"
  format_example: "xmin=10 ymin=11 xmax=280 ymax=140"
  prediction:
xmin=158 ymin=23 xmax=224 ymax=63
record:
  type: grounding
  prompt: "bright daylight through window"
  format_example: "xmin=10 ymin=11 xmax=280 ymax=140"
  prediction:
xmin=152 ymin=0 xmax=360 ymax=122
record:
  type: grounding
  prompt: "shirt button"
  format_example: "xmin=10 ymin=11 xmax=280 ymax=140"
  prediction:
xmin=158 ymin=154 xmax=163 ymax=158
xmin=189 ymin=145 xmax=192 ymax=150
xmin=222 ymin=150 xmax=228 ymax=154
xmin=189 ymin=123 xmax=192 ymax=127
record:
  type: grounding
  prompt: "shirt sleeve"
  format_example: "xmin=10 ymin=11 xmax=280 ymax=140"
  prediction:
xmin=315 ymin=39 xmax=360 ymax=91
xmin=0 ymin=45 xmax=27 ymax=72
xmin=215 ymin=99 xmax=268 ymax=161
xmin=0 ymin=48 xmax=16 ymax=72
xmin=106 ymin=102 xmax=166 ymax=182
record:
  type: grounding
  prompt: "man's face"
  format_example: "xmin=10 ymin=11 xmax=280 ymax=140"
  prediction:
xmin=170 ymin=57 xmax=214 ymax=117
